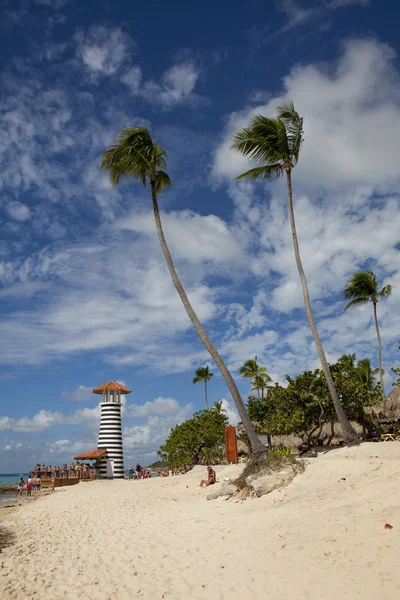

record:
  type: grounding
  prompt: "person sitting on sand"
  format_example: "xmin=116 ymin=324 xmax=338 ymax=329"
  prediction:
xmin=199 ymin=466 xmax=216 ymax=487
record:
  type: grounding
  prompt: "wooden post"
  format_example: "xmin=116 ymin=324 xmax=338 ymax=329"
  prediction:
xmin=224 ymin=427 xmax=238 ymax=464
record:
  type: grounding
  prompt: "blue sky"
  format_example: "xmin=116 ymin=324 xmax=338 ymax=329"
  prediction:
xmin=1 ymin=0 xmax=400 ymax=472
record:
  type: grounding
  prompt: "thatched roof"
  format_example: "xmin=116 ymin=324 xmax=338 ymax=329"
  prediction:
xmin=272 ymin=422 xmax=363 ymax=450
xmin=367 ymin=386 xmax=400 ymax=423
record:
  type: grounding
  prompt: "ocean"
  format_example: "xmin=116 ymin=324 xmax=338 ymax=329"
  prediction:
xmin=0 ymin=473 xmax=29 ymax=507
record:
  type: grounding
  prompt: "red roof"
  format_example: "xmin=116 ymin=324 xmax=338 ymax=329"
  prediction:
xmin=92 ymin=380 xmax=131 ymax=395
xmin=73 ymin=449 xmax=107 ymax=460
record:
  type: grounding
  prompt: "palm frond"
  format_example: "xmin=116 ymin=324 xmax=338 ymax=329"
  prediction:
xmin=231 ymin=116 xmax=289 ymax=165
xmin=344 ymin=297 xmax=370 ymax=310
xmin=344 ymin=270 xmax=377 ymax=301
xmin=377 ymin=284 xmax=392 ymax=300
xmin=155 ymin=170 xmax=172 ymax=193
xmin=277 ymin=101 xmax=303 ymax=165
xmin=235 ymin=164 xmax=282 ymax=181
xmin=100 ymin=126 xmax=169 ymax=190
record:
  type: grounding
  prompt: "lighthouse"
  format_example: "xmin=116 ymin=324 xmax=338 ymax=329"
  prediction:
xmin=92 ymin=380 xmax=131 ymax=479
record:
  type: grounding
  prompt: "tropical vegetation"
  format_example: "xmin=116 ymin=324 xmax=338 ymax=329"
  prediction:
xmin=100 ymin=127 xmax=265 ymax=456
xmin=157 ymin=402 xmax=229 ymax=466
xmin=344 ymin=269 xmax=392 ymax=394
xmin=232 ymin=102 xmax=358 ymax=443
xmin=246 ymin=359 xmax=382 ymax=446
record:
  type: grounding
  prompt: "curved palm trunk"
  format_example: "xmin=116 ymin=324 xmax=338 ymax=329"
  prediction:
xmin=373 ymin=301 xmax=384 ymax=395
xmin=204 ymin=380 xmax=209 ymax=410
xmin=285 ymin=170 xmax=358 ymax=444
xmin=151 ymin=181 xmax=265 ymax=455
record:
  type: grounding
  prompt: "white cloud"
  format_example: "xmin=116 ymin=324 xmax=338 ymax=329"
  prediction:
xmin=220 ymin=398 xmax=240 ymax=426
xmin=129 ymin=397 xmax=185 ymax=418
xmin=212 ymin=38 xmax=400 ymax=190
xmin=75 ymin=25 xmax=133 ymax=77
xmin=122 ymin=61 xmax=207 ymax=109
xmin=61 ymin=385 xmax=94 ymax=402
xmin=277 ymin=0 xmax=369 ymax=31
xmin=6 ymin=201 xmax=31 ymax=221
xmin=0 ymin=410 xmax=66 ymax=433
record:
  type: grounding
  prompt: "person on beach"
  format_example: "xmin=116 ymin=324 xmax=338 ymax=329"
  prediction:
xmin=17 ymin=477 xmax=25 ymax=495
xmin=199 ymin=466 xmax=216 ymax=487
xmin=127 ymin=465 xmax=134 ymax=480
xmin=26 ymin=477 xmax=32 ymax=496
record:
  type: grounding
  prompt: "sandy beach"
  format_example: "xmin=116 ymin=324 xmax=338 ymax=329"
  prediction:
xmin=1 ymin=443 xmax=400 ymax=599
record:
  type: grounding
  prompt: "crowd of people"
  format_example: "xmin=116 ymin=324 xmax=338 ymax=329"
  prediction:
xmin=17 ymin=475 xmax=47 ymax=496
xmin=33 ymin=462 xmax=95 ymax=479
xmin=126 ymin=464 xmax=191 ymax=479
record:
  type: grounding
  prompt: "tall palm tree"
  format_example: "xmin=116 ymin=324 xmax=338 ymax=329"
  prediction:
xmin=100 ymin=127 xmax=265 ymax=455
xmin=240 ymin=357 xmax=272 ymax=398
xmin=193 ymin=365 xmax=214 ymax=409
xmin=351 ymin=358 xmax=380 ymax=391
xmin=232 ymin=102 xmax=358 ymax=443
xmin=344 ymin=270 xmax=392 ymax=395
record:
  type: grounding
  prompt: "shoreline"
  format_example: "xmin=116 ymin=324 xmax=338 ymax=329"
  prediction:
xmin=1 ymin=444 xmax=400 ymax=599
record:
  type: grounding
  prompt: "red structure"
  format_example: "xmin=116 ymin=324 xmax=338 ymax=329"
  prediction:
xmin=224 ymin=426 xmax=238 ymax=463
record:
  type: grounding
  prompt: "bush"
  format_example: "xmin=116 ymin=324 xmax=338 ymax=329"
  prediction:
xmin=234 ymin=451 xmax=303 ymax=490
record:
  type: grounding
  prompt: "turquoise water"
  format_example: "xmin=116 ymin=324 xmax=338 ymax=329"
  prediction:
xmin=0 ymin=473 xmax=29 ymax=485
xmin=0 ymin=474 xmax=30 ymax=506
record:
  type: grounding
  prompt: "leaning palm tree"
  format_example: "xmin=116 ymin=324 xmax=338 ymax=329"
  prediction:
xmin=100 ymin=127 xmax=265 ymax=455
xmin=344 ymin=270 xmax=392 ymax=395
xmin=232 ymin=102 xmax=358 ymax=443
xmin=193 ymin=365 xmax=214 ymax=409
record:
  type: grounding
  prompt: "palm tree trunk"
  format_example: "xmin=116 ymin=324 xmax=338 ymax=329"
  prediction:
xmin=150 ymin=181 xmax=265 ymax=455
xmin=204 ymin=380 xmax=209 ymax=410
xmin=373 ymin=301 xmax=384 ymax=395
xmin=285 ymin=170 xmax=358 ymax=444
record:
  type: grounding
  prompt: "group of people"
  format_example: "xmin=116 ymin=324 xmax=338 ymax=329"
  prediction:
xmin=17 ymin=476 xmax=44 ymax=496
xmin=33 ymin=462 xmax=94 ymax=479
xmin=127 ymin=464 xmax=152 ymax=479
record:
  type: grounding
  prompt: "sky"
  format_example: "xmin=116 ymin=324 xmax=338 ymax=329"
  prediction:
xmin=1 ymin=0 xmax=400 ymax=472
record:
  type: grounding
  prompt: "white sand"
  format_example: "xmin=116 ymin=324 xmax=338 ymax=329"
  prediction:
xmin=1 ymin=443 xmax=400 ymax=599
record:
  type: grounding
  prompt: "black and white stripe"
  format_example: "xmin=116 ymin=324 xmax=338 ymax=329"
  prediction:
xmin=97 ymin=401 xmax=124 ymax=478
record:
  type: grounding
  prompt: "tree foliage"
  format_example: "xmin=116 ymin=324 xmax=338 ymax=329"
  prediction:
xmin=157 ymin=403 xmax=229 ymax=467
xmin=246 ymin=361 xmax=382 ymax=443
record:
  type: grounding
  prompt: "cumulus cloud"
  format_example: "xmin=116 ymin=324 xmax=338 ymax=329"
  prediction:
xmin=212 ymin=38 xmax=400 ymax=190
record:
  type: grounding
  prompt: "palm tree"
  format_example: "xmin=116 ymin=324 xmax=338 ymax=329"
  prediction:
xmin=193 ymin=365 xmax=214 ymax=409
xmin=100 ymin=127 xmax=265 ymax=456
xmin=351 ymin=358 xmax=380 ymax=391
xmin=240 ymin=357 xmax=272 ymax=398
xmin=338 ymin=353 xmax=356 ymax=374
xmin=344 ymin=270 xmax=392 ymax=395
xmin=232 ymin=102 xmax=358 ymax=443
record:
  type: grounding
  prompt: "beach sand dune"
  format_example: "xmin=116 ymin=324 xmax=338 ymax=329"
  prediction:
xmin=1 ymin=444 xmax=400 ymax=599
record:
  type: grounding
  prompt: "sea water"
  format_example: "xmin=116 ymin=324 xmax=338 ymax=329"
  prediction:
xmin=0 ymin=473 xmax=29 ymax=507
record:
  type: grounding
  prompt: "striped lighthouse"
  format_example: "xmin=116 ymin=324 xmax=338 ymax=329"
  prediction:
xmin=92 ymin=380 xmax=131 ymax=479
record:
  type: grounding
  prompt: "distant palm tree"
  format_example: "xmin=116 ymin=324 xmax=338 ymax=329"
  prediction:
xmin=338 ymin=353 xmax=356 ymax=374
xmin=232 ymin=102 xmax=358 ymax=443
xmin=193 ymin=366 xmax=214 ymax=409
xmin=351 ymin=358 xmax=380 ymax=391
xmin=344 ymin=270 xmax=392 ymax=395
xmin=240 ymin=357 xmax=272 ymax=398
xmin=100 ymin=127 xmax=265 ymax=456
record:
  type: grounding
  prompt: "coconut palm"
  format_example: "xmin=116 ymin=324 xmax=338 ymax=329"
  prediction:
xmin=193 ymin=365 xmax=214 ymax=409
xmin=338 ymin=353 xmax=356 ymax=374
xmin=344 ymin=270 xmax=392 ymax=395
xmin=100 ymin=127 xmax=265 ymax=455
xmin=351 ymin=358 xmax=380 ymax=391
xmin=240 ymin=357 xmax=272 ymax=398
xmin=232 ymin=102 xmax=358 ymax=443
